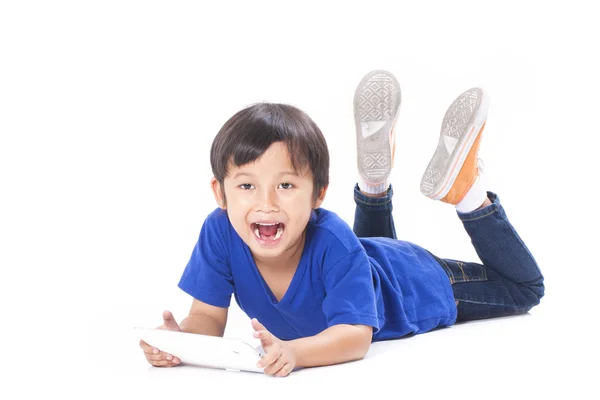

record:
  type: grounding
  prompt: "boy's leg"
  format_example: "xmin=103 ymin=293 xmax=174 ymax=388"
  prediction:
xmin=420 ymin=88 xmax=545 ymax=321
xmin=353 ymin=183 xmax=397 ymax=239
xmin=430 ymin=192 xmax=545 ymax=321
xmin=352 ymin=70 xmax=401 ymax=239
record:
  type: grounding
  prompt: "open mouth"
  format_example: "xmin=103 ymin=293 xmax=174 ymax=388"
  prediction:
xmin=251 ymin=222 xmax=285 ymax=242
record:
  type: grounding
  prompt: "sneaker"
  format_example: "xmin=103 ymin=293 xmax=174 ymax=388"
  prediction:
xmin=420 ymin=87 xmax=490 ymax=204
xmin=354 ymin=70 xmax=401 ymax=194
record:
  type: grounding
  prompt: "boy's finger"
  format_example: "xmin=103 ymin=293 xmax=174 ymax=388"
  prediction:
xmin=253 ymin=330 xmax=273 ymax=347
xmin=274 ymin=363 xmax=293 ymax=377
xmin=149 ymin=359 xmax=176 ymax=367
xmin=263 ymin=353 xmax=286 ymax=375
xmin=258 ymin=345 xmax=282 ymax=368
xmin=141 ymin=346 xmax=160 ymax=356
xmin=153 ymin=356 xmax=180 ymax=365
xmin=139 ymin=340 xmax=154 ymax=352
xmin=251 ymin=318 xmax=267 ymax=332
xmin=164 ymin=357 xmax=180 ymax=366
xmin=161 ymin=310 xmax=180 ymax=331
xmin=139 ymin=341 xmax=164 ymax=357
xmin=145 ymin=352 xmax=170 ymax=361
xmin=146 ymin=352 xmax=179 ymax=365
xmin=146 ymin=353 xmax=164 ymax=362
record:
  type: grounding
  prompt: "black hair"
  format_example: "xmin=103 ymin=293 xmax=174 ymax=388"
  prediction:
xmin=210 ymin=102 xmax=329 ymax=205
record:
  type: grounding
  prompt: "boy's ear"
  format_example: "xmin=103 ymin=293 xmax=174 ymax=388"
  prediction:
xmin=210 ymin=177 xmax=226 ymax=209
xmin=313 ymin=185 xmax=328 ymax=209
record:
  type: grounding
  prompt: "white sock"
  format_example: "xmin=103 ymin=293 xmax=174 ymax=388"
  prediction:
xmin=358 ymin=178 xmax=389 ymax=195
xmin=455 ymin=174 xmax=488 ymax=213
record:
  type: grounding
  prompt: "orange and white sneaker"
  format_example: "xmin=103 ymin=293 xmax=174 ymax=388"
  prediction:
xmin=354 ymin=70 xmax=401 ymax=194
xmin=420 ymin=87 xmax=490 ymax=212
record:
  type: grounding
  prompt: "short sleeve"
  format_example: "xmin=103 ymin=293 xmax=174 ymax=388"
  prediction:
xmin=321 ymin=249 xmax=380 ymax=333
xmin=177 ymin=211 xmax=234 ymax=307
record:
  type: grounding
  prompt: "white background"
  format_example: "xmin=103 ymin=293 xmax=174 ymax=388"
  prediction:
xmin=1 ymin=1 xmax=598 ymax=399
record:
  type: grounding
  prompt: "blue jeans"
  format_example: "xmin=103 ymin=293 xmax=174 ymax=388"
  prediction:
xmin=353 ymin=184 xmax=545 ymax=322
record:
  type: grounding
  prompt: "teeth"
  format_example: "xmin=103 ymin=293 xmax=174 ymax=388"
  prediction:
xmin=252 ymin=223 xmax=284 ymax=241
xmin=274 ymin=226 xmax=283 ymax=240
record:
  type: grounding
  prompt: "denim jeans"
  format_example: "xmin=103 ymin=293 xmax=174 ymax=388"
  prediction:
xmin=353 ymin=184 xmax=545 ymax=322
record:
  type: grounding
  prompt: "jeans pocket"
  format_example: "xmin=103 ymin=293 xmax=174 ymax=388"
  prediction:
xmin=438 ymin=259 xmax=488 ymax=284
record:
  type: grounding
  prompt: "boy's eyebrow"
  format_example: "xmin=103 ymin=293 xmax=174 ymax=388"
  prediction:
xmin=232 ymin=171 xmax=299 ymax=179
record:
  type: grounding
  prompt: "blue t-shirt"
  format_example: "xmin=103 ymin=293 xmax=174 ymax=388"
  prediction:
xmin=178 ymin=207 xmax=457 ymax=342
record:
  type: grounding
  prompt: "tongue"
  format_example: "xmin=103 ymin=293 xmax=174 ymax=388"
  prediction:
xmin=258 ymin=224 xmax=278 ymax=237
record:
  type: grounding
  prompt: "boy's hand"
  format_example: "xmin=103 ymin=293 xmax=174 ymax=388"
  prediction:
xmin=139 ymin=310 xmax=182 ymax=367
xmin=251 ymin=318 xmax=296 ymax=377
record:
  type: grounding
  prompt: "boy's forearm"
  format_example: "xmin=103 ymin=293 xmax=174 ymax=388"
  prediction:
xmin=288 ymin=324 xmax=372 ymax=368
xmin=179 ymin=313 xmax=226 ymax=337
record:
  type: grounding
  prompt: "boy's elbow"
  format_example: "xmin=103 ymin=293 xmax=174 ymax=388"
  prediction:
xmin=352 ymin=325 xmax=373 ymax=360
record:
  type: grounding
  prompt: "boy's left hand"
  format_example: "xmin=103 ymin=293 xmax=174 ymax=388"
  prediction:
xmin=251 ymin=318 xmax=296 ymax=377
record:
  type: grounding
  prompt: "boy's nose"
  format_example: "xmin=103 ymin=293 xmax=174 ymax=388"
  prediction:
xmin=257 ymin=188 xmax=279 ymax=212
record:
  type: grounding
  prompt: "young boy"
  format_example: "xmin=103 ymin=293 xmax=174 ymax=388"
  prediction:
xmin=139 ymin=70 xmax=545 ymax=377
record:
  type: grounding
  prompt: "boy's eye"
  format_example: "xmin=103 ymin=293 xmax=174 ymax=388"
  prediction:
xmin=238 ymin=183 xmax=293 ymax=190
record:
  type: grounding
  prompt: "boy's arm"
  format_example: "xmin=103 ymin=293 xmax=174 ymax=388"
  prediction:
xmin=287 ymin=323 xmax=372 ymax=368
xmin=179 ymin=298 xmax=228 ymax=337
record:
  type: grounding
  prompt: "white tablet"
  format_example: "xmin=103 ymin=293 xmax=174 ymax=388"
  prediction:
xmin=134 ymin=327 xmax=265 ymax=373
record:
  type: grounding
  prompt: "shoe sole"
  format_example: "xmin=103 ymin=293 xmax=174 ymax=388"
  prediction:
xmin=354 ymin=70 xmax=401 ymax=185
xmin=420 ymin=87 xmax=489 ymax=200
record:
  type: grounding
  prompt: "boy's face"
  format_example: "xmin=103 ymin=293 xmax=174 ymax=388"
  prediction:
xmin=211 ymin=142 xmax=327 ymax=265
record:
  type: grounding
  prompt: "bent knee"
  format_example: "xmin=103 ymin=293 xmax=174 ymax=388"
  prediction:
xmin=518 ymin=279 xmax=545 ymax=312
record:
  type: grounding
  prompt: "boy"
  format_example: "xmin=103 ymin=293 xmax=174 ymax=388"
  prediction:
xmin=139 ymin=70 xmax=545 ymax=377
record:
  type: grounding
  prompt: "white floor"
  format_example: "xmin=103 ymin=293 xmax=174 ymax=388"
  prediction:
xmin=14 ymin=295 xmax=594 ymax=400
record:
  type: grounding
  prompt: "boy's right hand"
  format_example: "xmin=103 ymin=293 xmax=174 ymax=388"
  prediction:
xmin=139 ymin=310 xmax=182 ymax=367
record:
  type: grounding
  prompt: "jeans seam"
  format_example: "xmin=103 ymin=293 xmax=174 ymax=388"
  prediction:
xmin=499 ymin=215 xmax=540 ymax=281
xmin=455 ymin=298 xmax=534 ymax=312
xmin=439 ymin=258 xmax=456 ymax=284
xmin=454 ymin=298 xmax=508 ymax=306
xmin=460 ymin=208 xmax=497 ymax=222
xmin=457 ymin=262 xmax=467 ymax=281
xmin=467 ymin=262 xmax=488 ymax=281
xmin=439 ymin=258 xmax=488 ymax=284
